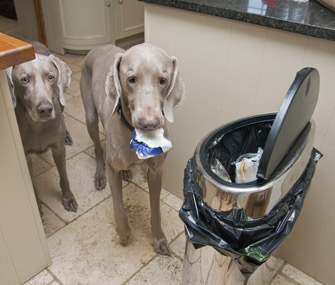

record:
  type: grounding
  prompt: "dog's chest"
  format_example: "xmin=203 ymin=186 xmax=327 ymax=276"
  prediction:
xmin=107 ymin=142 xmax=142 ymax=170
xmin=18 ymin=118 xmax=63 ymax=154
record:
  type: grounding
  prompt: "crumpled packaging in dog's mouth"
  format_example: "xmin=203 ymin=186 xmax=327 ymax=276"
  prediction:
xmin=130 ymin=128 xmax=172 ymax=159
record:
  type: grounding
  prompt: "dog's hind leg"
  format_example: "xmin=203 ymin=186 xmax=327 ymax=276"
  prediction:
xmin=80 ymin=72 xmax=106 ymax=190
xmin=86 ymin=108 xmax=106 ymax=190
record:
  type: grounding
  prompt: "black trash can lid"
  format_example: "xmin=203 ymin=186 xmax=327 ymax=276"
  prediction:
xmin=257 ymin=68 xmax=319 ymax=180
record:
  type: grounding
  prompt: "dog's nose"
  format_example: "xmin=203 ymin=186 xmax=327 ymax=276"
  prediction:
xmin=138 ymin=116 xmax=160 ymax=130
xmin=37 ymin=102 xmax=53 ymax=117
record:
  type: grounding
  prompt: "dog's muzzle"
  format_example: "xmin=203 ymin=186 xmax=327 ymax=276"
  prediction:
xmin=36 ymin=101 xmax=54 ymax=120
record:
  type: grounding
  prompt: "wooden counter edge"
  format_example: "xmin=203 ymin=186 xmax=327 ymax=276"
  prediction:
xmin=0 ymin=33 xmax=35 ymax=70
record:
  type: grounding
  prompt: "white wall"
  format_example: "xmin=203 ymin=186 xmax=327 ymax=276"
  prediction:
xmin=145 ymin=4 xmax=335 ymax=284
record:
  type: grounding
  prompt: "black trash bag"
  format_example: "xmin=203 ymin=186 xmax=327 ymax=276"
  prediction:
xmin=207 ymin=122 xmax=272 ymax=183
xmin=179 ymin=148 xmax=322 ymax=277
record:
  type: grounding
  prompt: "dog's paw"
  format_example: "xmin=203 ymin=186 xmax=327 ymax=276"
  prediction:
xmin=94 ymin=173 xmax=106 ymax=190
xmin=121 ymin=170 xmax=132 ymax=182
xmin=65 ymin=130 xmax=73 ymax=146
xmin=119 ymin=233 xmax=131 ymax=246
xmin=63 ymin=196 xmax=78 ymax=212
xmin=153 ymin=237 xmax=172 ymax=256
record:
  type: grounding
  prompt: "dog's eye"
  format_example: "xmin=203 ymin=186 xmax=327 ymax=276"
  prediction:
xmin=159 ymin=78 xmax=167 ymax=85
xmin=48 ymin=75 xmax=54 ymax=81
xmin=22 ymin=77 xmax=29 ymax=84
xmin=128 ymin=76 xmax=136 ymax=84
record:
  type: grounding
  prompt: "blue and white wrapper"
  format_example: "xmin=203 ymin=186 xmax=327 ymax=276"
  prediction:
xmin=130 ymin=128 xmax=172 ymax=159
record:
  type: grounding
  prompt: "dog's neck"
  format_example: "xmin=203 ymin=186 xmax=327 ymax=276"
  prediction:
xmin=117 ymin=98 xmax=134 ymax=132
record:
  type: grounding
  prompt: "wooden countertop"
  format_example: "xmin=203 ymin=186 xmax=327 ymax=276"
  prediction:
xmin=0 ymin=33 xmax=35 ymax=70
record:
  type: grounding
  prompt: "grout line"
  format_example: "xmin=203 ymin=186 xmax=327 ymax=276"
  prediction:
xmin=131 ymin=180 xmax=183 ymax=213
xmin=33 ymin=163 xmax=53 ymax=178
xmin=41 ymin=201 xmax=68 ymax=233
xmin=46 ymin=268 xmax=64 ymax=285
xmin=45 ymin=192 xmax=112 ymax=239
xmin=121 ymin=254 xmax=159 ymax=285
xmin=169 ymin=232 xmax=186 ymax=262
xmin=269 ymin=260 xmax=286 ymax=284
xmin=269 ymin=261 xmax=303 ymax=285
xmin=121 ymin=231 xmax=185 ymax=284
xmin=272 ymin=272 xmax=301 ymax=285
xmin=63 ymin=111 xmax=106 ymax=137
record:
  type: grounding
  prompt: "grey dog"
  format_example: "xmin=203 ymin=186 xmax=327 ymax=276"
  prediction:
xmin=6 ymin=41 xmax=78 ymax=214
xmin=80 ymin=43 xmax=185 ymax=255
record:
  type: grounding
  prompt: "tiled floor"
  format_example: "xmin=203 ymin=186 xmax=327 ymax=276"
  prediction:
xmin=0 ymin=15 xmax=324 ymax=285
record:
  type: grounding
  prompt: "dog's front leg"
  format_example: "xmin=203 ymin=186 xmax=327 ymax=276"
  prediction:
xmin=107 ymin=162 xmax=131 ymax=245
xmin=147 ymin=163 xmax=171 ymax=256
xmin=52 ymin=145 xmax=78 ymax=212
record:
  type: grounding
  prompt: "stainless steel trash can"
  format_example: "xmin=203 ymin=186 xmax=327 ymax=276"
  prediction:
xmin=180 ymin=68 xmax=321 ymax=284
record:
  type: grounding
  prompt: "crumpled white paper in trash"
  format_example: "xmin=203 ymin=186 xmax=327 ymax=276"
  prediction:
xmin=235 ymin=147 xmax=263 ymax=183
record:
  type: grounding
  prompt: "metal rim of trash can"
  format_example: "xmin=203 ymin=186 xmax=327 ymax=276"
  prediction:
xmin=194 ymin=113 xmax=315 ymax=194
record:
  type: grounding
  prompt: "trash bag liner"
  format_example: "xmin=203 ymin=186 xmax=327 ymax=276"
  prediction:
xmin=207 ymin=122 xmax=272 ymax=183
xmin=179 ymin=148 xmax=322 ymax=277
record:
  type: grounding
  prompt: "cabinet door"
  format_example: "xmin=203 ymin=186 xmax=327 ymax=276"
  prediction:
xmin=59 ymin=0 xmax=113 ymax=50
xmin=114 ymin=0 xmax=144 ymax=40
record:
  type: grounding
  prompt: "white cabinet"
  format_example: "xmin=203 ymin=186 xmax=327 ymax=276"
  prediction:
xmin=43 ymin=0 xmax=144 ymax=54
xmin=114 ymin=0 xmax=144 ymax=40
xmin=58 ymin=0 xmax=113 ymax=51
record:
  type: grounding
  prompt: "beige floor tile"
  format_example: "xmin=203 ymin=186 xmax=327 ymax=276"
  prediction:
xmin=123 ymin=183 xmax=184 ymax=243
xmin=64 ymin=95 xmax=86 ymax=123
xmin=24 ymin=269 xmax=54 ymax=285
xmin=282 ymin=264 xmax=323 ymax=285
xmin=249 ymin=258 xmax=278 ymax=285
xmin=64 ymin=96 xmax=105 ymax=134
xmin=125 ymin=165 xmax=170 ymax=202
xmin=66 ymin=78 xmax=81 ymax=97
xmin=63 ymin=116 xmax=101 ymax=157
xmin=67 ymin=62 xmax=82 ymax=73
xmin=170 ymin=233 xmax=186 ymax=260
xmin=39 ymin=116 xmax=101 ymax=165
xmin=163 ymin=193 xmax=183 ymax=212
xmin=41 ymin=204 xmax=66 ymax=238
xmin=56 ymin=53 xmax=85 ymax=66
xmin=271 ymin=273 xmax=295 ymax=285
xmin=161 ymin=188 xmax=171 ymax=199
xmin=266 ymin=256 xmax=284 ymax=273
xmin=71 ymin=70 xmax=82 ymax=82
xmin=126 ymin=255 xmax=183 ymax=285
xmin=47 ymin=196 xmax=156 ymax=285
xmin=64 ymin=92 xmax=74 ymax=104
xmin=30 ymin=153 xmax=53 ymax=177
xmin=35 ymin=152 xmax=111 ymax=223
xmin=132 ymin=176 xmax=170 ymax=200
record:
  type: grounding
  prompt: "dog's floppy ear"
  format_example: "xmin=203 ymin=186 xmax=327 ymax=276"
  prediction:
xmin=164 ymin=57 xmax=186 ymax=123
xmin=49 ymin=54 xmax=72 ymax=107
xmin=6 ymin=67 xmax=16 ymax=107
xmin=105 ymin=53 xmax=123 ymax=114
